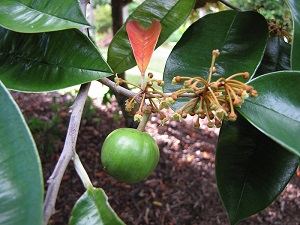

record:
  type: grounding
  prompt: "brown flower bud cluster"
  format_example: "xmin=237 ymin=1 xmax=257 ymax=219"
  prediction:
xmin=121 ymin=73 xmax=169 ymax=123
xmin=165 ymin=49 xmax=258 ymax=128
xmin=267 ymin=19 xmax=292 ymax=42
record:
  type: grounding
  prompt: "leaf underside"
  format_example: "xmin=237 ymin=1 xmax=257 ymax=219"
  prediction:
xmin=69 ymin=187 xmax=125 ymax=225
xmin=216 ymin=113 xmax=298 ymax=224
xmin=126 ymin=20 xmax=162 ymax=74
xmin=107 ymin=0 xmax=196 ymax=73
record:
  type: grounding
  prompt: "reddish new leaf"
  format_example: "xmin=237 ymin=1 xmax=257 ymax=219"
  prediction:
xmin=126 ymin=20 xmax=162 ymax=75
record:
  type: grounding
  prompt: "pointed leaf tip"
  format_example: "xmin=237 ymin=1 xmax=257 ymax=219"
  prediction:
xmin=126 ymin=20 xmax=162 ymax=74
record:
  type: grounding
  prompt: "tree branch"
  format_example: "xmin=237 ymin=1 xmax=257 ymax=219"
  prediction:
xmin=219 ymin=0 xmax=241 ymax=11
xmin=98 ymin=77 xmax=196 ymax=99
xmin=43 ymin=83 xmax=91 ymax=225
xmin=98 ymin=77 xmax=137 ymax=99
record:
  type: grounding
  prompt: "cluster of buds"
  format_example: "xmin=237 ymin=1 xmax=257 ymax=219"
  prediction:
xmin=251 ymin=4 xmax=292 ymax=42
xmin=119 ymin=73 xmax=171 ymax=122
xmin=117 ymin=49 xmax=258 ymax=129
xmin=166 ymin=49 xmax=258 ymax=128
xmin=267 ymin=19 xmax=292 ymax=42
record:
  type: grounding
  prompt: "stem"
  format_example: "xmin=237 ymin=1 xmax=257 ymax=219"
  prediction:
xmin=137 ymin=112 xmax=151 ymax=132
xmin=73 ymin=153 xmax=93 ymax=189
xmin=99 ymin=77 xmax=198 ymax=100
xmin=207 ymin=51 xmax=219 ymax=84
xmin=98 ymin=78 xmax=137 ymax=99
xmin=43 ymin=83 xmax=91 ymax=225
xmin=219 ymin=0 xmax=241 ymax=11
xmin=208 ymin=87 xmax=222 ymax=107
xmin=141 ymin=72 xmax=146 ymax=90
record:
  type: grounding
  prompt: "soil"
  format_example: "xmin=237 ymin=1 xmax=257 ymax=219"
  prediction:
xmin=11 ymin=91 xmax=300 ymax=225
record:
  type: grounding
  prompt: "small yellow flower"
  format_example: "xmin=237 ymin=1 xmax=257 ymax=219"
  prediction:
xmin=134 ymin=113 xmax=143 ymax=122
xmin=159 ymin=101 xmax=170 ymax=110
xmin=216 ymin=107 xmax=228 ymax=120
xmin=172 ymin=112 xmax=183 ymax=122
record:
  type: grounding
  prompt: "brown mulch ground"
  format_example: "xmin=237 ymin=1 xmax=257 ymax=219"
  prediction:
xmin=11 ymin=91 xmax=300 ymax=225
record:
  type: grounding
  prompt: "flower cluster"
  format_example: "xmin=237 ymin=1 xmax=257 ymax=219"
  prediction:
xmin=118 ymin=49 xmax=257 ymax=129
xmin=267 ymin=19 xmax=292 ymax=42
xmin=118 ymin=73 xmax=169 ymax=122
xmin=165 ymin=49 xmax=258 ymax=128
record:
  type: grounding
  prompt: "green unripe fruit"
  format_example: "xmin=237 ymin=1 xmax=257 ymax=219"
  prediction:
xmin=101 ymin=128 xmax=159 ymax=184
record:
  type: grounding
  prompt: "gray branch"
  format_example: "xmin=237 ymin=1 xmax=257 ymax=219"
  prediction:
xmin=43 ymin=83 xmax=91 ymax=225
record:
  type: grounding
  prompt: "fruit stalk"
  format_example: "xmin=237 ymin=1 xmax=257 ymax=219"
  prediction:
xmin=137 ymin=112 xmax=151 ymax=132
xmin=73 ymin=152 xmax=93 ymax=188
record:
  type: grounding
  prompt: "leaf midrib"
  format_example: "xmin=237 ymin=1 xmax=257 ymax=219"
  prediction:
xmin=244 ymin=98 xmax=300 ymax=123
xmin=111 ymin=0 xmax=186 ymax=71
xmin=1 ymin=51 xmax=111 ymax=73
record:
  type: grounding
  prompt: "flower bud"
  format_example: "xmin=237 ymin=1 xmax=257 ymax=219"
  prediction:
xmin=159 ymin=101 xmax=170 ymax=110
xmin=157 ymin=80 xmax=164 ymax=86
xmin=242 ymin=72 xmax=250 ymax=79
xmin=159 ymin=113 xmax=166 ymax=120
xmin=215 ymin=119 xmax=222 ymax=128
xmin=148 ymin=72 xmax=154 ymax=78
xmin=211 ymin=66 xmax=217 ymax=74
xmin=210 ymin=82 xmax=219 ymax=91
xmin=171 ymin=93 xmax=178 ymax=101
xmin=227 ymin=112 xmax=237 ymax=122
xmin=246 ymin=85 xmax=254 ymax=92
xmin=233 ymin=97 xmax=243 ymax=107
xmin=189 ymin=111 xmax=196 ymax=116
xmin=125 ymin=105 xmax=132 ymax=112
xmin=250 ymin=90 xmax=258 ymax=98
xmin=207 ymin=121 xmax=215 ymax=128
xmin=241 ymin=90 xmax=249 ymax=100
xmin=216 ymin=107 xmax=227 ymax=120
xmin=166 ymin=97 xmax=175 ymax=105
xmin=182 ymin=112 xmax=188 ymax=119
xmin=172 ymin=76 xmax=181 ymax=84
xmin=172 ymin=112 xmax=183 ymax=122
xmin=134 ymin=113 xmax=143 ymax=122
xmin=212 ymin=49 xmax=220 ymax=57
xmin=194 ymin=120 xmax=200 ymax=129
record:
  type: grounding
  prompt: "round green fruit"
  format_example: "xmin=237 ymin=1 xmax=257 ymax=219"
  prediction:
xmin=101 ymin=128 xmax=159 ymax=184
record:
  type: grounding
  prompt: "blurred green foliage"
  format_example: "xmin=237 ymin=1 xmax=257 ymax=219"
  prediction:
xmin=94 ymin=4 xmax=112 ymax=34
xmin=93 ymin=0 xmax=111 ymax=6
xmin=229 ymin=0 xmax=292 ymax=27
xmin=27 ymin=96 xmax=64 ymax=156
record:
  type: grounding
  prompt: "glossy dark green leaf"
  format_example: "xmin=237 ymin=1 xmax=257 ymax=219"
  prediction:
xmin=286 ymin=0 xmax=300 ymax=69
xmin=239 ymin=71 xmax=300 ymax=156
xmin=107 ymin=0 xmax=196 ymax=73
xmin=163 ymin=10 xmax=268 ymax=110
xmin=254 ymin=37 xmax=291 ymax=78
xmin=0 ymin=81 xmax=43 ymax=225
xmin=0 ymin=0 xmax=89 ymax=33
xmin=0 ymin=27 xmax=113 ymax=92
xmin=69 ymin=187 xmax=125 ymax=225
xmin=216 ymin=113 xmax=298 ymax=225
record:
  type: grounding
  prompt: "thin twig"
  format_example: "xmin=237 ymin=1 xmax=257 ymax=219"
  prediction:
xmin=43 ymin=82 xmax=91 ymax=225
xmin=98 ymin=77 xmax=137 ymax=99
xmin=98 ymin=77 xmax=196 ymax=99
xmin=219 ymin=0 xmax=241 ymax=11
xmin=73 ymin=152 xmax=93 ymax=188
